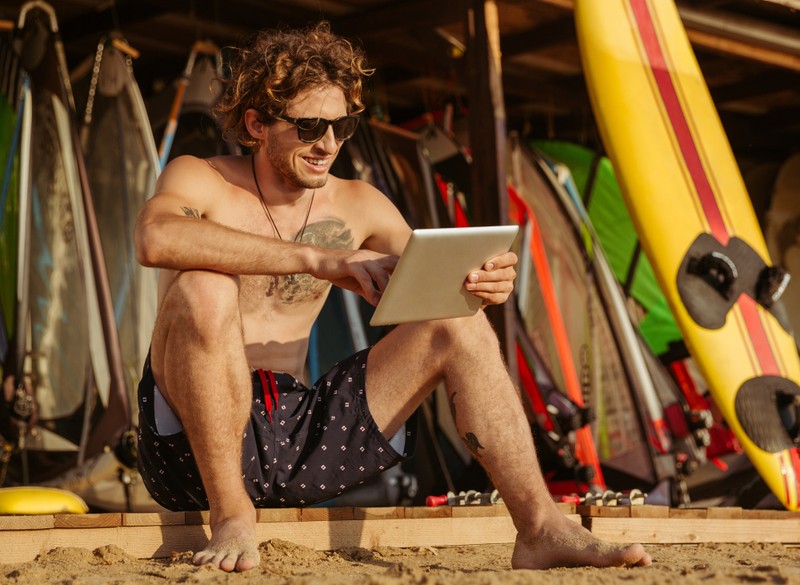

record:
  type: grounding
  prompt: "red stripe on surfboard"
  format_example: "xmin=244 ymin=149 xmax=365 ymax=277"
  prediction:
xmin=790 ymin=449 xmax=800 ymax=510
xmin=628 ymin=0 xmax=728 ymax=244
xmin=629 ymin=0 xmax=784 ymax=377
xmin=737 ymin=295 xmax=780 ymax=376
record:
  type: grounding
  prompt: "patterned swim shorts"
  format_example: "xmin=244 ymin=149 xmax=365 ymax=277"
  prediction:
xmin=136 ymin=348 xmax=416 ymax=511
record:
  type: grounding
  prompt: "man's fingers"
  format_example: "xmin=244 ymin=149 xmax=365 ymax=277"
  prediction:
xmin=367 ymin=258 xmax=393 ymax=292
xmin=465 ymin=266 xmax=516 ymax=290
xmin=467 ymin=281 xmax=514 ymax=295
xmin=348 ymin=259 xmax=393 ymax=306
xmin=484 ymin=251 xmax=518 ymax=271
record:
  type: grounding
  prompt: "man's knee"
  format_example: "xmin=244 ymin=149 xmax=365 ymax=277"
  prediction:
xmin=159 ymin=270 xmax=241 ymax=339
xmin=430 ymin=310 xmax=500 ymax=353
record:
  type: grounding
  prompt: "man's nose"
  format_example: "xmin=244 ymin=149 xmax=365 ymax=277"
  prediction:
xmin=315 ymin=124 xmax=339 ymax=152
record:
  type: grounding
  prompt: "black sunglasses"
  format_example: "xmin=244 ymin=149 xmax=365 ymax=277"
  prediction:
xmin=273 ymin=113 xmax=360 ymax=143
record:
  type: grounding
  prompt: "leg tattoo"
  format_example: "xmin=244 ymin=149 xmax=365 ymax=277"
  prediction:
xmin=449 ymin=392 xmax=486 ymax=460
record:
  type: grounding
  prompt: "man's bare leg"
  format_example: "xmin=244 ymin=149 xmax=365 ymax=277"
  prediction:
xmin=150 ymin=270 xmax=259 ymax=572
xmin=365 ymin=311 xmax=652 ymax=570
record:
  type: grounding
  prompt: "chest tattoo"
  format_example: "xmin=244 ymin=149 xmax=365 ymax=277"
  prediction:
xmin=264 ymin=219 xmax=355 ymax=303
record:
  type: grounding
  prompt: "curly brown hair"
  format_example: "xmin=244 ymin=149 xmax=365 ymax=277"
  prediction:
xmin=214 ymin=21 xmax=373 ymax=149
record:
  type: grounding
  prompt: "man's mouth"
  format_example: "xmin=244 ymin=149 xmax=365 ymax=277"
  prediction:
xmin=304 ymin=156 xmax=328 ymax=167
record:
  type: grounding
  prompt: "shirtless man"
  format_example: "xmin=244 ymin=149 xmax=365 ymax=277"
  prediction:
xmin=133 ymin=22 xmax=651 ymax=574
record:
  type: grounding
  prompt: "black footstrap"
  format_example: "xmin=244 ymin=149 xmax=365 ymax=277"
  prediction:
xmin=756 ymin=266 xmax=791 ymax=308
xmin=677 ymin=233 xmax=791 ymax=331
xmin=686 ymin=249 xmax=738 ymax=301
xmin=734 ymin=376 xmax=800 ymax=453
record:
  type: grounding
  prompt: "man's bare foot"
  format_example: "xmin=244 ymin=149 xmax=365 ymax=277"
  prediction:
xmin=512 ymin=516 xmax=652 ymax=570
xmin=192 ymin=515 xmax=260 ymax=572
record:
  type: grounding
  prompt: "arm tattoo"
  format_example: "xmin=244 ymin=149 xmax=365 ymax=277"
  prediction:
xmin=181 ymin=206 xmax=201 ymax=219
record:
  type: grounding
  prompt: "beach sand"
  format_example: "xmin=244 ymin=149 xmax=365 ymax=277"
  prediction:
xmin=3 ymin=539 xmax=800 ymax=585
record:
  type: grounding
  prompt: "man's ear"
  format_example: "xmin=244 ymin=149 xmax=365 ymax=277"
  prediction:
xmin=244 ymin=108 xmax=267 ymax=141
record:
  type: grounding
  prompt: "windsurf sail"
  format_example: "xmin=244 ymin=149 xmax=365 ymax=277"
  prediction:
xmin=0 ymin=1 xmax=128 ymax=484
xmin=533 ymin=140 xmax=683 ymax=358
xmin=508 ymin=136 xmax=689 ymax=496
xmin=78 ymin=34 xmax=159 ymax=419
xmin=0 ymin=26 xmax=22 ymax=368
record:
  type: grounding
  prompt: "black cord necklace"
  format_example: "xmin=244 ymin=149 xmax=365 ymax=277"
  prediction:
xmin=251 ymin=153 xmax=315 ymax=243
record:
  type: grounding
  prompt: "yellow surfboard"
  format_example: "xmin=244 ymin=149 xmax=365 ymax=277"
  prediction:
xmin=0 ymin=486 xmax=88 ymax=515
xmin=576 ymin=0 xmax=800 ymax=509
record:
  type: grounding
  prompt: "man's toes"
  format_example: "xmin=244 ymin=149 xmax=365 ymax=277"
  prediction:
xmin=634 ymin=550 xmax=652 ymax=566
xmin=192 ymin=551 xmax=213 ymax=566
xmin=218 ymin=552 xmax=239 ymax=572
xmin=236 ymin=551 xmax=260 ymax=572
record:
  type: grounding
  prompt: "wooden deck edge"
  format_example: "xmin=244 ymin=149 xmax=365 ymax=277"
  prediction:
xmin=0 ymin=512 xmax=530 ymax=564
xmin=3 ymin=505 xmax=800 ymax=563
xmin=585 ymin=517 xmax=800 ymax=544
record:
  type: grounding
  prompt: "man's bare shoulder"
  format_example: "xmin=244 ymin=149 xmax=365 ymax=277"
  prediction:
xmin=160 ymin=155 xmax=245 ymax=189
xmin=153 ymin=155 xmax=251 ymax=216
xmin=326 ymin=174 xmax=399 ymax=209
xmin=325 ymin=175 xmax=410 ymax=254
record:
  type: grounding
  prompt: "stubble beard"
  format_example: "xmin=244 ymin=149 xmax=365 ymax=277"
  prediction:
xmin=266 ymin=134 xmax=330 ymax=191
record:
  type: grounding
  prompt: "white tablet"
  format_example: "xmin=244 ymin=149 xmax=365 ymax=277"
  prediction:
xmin=369 ymin=225 xmax=520 ymax=326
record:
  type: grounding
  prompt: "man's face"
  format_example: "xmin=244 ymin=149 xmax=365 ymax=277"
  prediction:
xmin=265 ymin=84 xmax=349 ymax=191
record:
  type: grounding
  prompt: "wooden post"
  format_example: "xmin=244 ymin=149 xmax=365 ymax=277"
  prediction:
xmin=464 ymin=0 xmax=516 ymax=380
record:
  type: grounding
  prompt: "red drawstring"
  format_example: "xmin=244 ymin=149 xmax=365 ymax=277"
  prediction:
xmin=256 ymin=369 xmax=280 ymax=422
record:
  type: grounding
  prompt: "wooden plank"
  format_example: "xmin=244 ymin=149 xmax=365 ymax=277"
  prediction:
xmin=184 ymin=511 xmax=210 ymax=525
xmin=555 ymin=502 xmax=576 ymax=515
xmin=742 ymin=509 xmax=800 ymax=520
xmin=301 ymin=507 xmax=355 ymax=522
xmin=630 ymin=505 xmax=670 ymax=519
xmin=706 ymin=507 xmax=743 ymax=519
xmin=0 ymin=514 xmax=518 ymax=563
xmin=0 ymin=515 xmax=54 ymax=530
xmin=576 ymin=505 xmax=631 ymax=518
xmin=669 ymin=508 xmax=708 ymax=519
xmin=261 ymin=516 xmax=519 ymax=550
xmin=53 ymin=513 xmax=121 ymax=528
xmin=451 ymin=505 xmax=506 ymax=518
xmin=12 ymin=509 xmax=800 ymax=564
xmin=0 ymin=524 xmax=212 ymax=564
xmin=257 ymin=508 xmax=301 ymax=523
xmin=586 ymin=517 xmax=800 ymax=544
xmin=123 ymin=512 xmax=186 ymax=527
xmin=404 ymin=506 xmax=452 ymax=519
xmin=353 ymin=507 xmax=405 ymax=520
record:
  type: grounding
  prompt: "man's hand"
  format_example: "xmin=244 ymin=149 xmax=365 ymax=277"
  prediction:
xmin=464 ymin=251 xmax=518 ymax=306
xmin=315 ymin=249 xmax=398 ymax=306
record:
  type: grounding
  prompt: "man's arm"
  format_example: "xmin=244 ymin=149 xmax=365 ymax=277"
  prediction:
xmin=135 ymin=156 xmax=312 ymax=275
xmin=135 ymin=156 xmax=396 ymax=305
xmin=354 ymin=179 xmax=517 ymax=307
